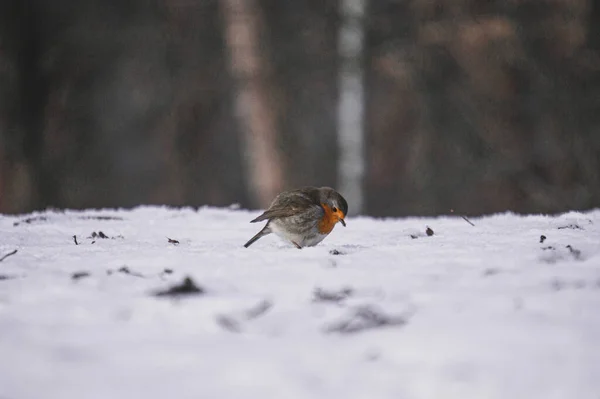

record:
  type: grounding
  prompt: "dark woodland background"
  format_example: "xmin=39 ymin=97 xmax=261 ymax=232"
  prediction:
xmin=1 ymin=0 xmax=600 ymax=217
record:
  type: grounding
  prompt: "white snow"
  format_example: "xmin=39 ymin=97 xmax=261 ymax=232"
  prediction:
xmin=1 ymin=206 xmax=599 ymax=399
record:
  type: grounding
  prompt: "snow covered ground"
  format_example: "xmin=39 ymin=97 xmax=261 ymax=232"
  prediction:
xmin=0 ymin=206 xmax=599 ymax=399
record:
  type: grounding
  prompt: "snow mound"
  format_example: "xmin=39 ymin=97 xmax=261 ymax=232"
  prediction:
xmin=1 ymin=206 xmax=599 ymax=399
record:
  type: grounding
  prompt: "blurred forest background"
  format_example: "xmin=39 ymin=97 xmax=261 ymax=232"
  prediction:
xmin=1 ymin=0 xmax=600 ymax=217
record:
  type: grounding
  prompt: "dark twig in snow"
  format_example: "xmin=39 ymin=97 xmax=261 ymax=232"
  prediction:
xmin=13 ymin=216 xmax=47 ymax=226
xmin=313 ymin=287 xmax=354 ymax=303
xmin=0 ymin=249 xmax=18 ymax=263
xmin=117 ymin=266 xmax=145 ymax=278
xmin=153 ymin=276 xmax=204 ymax=297
xmin=450 ymin=209 xmax=475 ymax=226
xmin=167 ymin=238 xmax=180 ymax=245
xmin=106 ymin=266 xmax=145 ymax=277
xmin=482 ymin=268 xmax=500 ymax=277
xmin=540 ymin=244 xmax=584 ymax=263
xmin=461 ymin=215 xmax=475 ymax=226
xmin=566 ymin=245 xmax=582 ymax=260
xmin=216 ymin=315 xmax=242 ymax=333
xmin=73 ymin=235 xmax=79 ymax=245
xmin=557 ymin=224 xmax=584 ymax=230
xmin=216 ymin=299 xmax=273 ymax=333
xmin=540 ymin=235 xmax=546 ymax=243
xmin=244 ymin=300 xmax=273 ymax=320
xmin=410 ymin=227 xmax=434 ymax=239
xmin=89 ymin=231 xmax=123 ymax=240
xmin=324 ymin=305 xmax=410 ymax=334
xmin=72 ymin=271 xmax=91 ymax=280
xmin=78 ymin=215 xmax=123 ymax=221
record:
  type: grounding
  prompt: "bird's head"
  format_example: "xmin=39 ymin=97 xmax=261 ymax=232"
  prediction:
xmin=318 ymin=187 xmax=348 ymax=227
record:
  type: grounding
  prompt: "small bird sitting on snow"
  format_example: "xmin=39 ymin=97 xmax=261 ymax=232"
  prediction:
xmin=244 ymin=186 xmax=348 ymax=249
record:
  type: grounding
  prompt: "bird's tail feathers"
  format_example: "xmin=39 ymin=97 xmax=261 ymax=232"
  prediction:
xmin=243 ymin=225 xmax=271 ymax=248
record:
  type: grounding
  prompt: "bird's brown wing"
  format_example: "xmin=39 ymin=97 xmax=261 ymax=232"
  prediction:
xmin=250 ymin=188 xmax=319 ymax=223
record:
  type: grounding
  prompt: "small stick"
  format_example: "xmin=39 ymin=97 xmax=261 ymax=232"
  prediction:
xmin=73 ymin=235 xmax=79 ymax=245
xmin=461 ymin=215 xmax=475 ymax=226
xmin=0 ymin=249 xmax=18 ymax=262
xmin=450 ymin=209 xmax=475 ymax=226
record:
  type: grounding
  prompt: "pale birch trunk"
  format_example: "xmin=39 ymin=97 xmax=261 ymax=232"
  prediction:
xmin=220 ymin=0 xmax=283 ymax=208
xmin=337 ymin=0 xmax=366 ymax=215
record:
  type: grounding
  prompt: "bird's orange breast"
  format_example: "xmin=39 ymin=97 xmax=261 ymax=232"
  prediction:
xmin=318 ymin=203 xmax=338 ymax=234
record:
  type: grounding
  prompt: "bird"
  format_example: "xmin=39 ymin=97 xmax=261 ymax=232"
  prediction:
xmin=243 ymin=186 xmax=348 ymax=249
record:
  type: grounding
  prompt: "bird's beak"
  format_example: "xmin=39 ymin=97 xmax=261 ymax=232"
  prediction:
xmin=334 ymin=210 xmax=346 ymax=227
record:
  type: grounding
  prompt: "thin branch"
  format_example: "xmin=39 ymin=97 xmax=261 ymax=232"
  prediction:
xmin=461 ymin=215 xmax=475 ymax=226
xmin=450 ymin=209 xmax=475 ymax=226
xmin=0 ymin=249 xmax=17 ymax=263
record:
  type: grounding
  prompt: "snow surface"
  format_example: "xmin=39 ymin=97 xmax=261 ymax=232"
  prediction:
xmin=1 ymin=206 xmax=599 ymax=399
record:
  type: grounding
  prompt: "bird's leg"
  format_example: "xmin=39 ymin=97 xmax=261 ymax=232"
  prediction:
xmin=291 ymin=241 xmax=302 ymax=249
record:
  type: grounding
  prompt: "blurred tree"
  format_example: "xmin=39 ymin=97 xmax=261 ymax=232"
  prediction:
xmin=0 ymin=0 xmax=248 ymax=212
xmin=0 ymin=0 xmax=47 ymax=212
xmin=161 ymin=0 xmax=247 ymax=208
xmin=261 ymin=0 xmax=340 ymax=192
xmin=365 ymin=0 xmax=600 ymax=216
xmin=221 ymin=0 xmax=284 ymax=208
xmin=337 ymin=0 xmax=367 ymax=215
xmin=1 ymin=0 xmax=600 ymax=217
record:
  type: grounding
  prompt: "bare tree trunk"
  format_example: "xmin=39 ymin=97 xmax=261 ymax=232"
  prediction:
xmin=337 ymin=0 xmax=366 ymax=215
xmin=220 ymin=0 xmax=283 ymax=208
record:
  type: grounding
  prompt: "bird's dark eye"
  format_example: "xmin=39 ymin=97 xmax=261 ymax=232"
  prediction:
xmin=332 ymin=207 xmax=338 ymax=212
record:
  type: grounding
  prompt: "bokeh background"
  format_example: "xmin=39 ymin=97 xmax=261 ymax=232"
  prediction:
xmin=1 ymin=0 xmax=599 ymax=217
